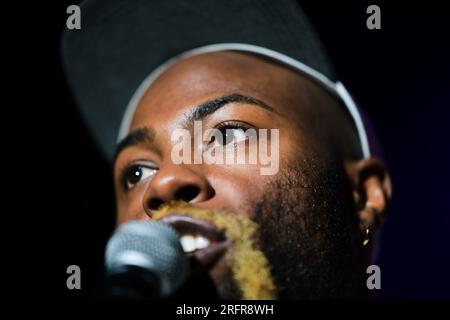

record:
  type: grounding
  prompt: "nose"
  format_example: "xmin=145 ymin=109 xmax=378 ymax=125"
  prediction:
xmin=143 ymin=164 xmax=215 ymax=215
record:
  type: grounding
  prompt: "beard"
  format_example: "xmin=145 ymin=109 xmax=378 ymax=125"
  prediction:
xmin=155 ymin=157 xmax=359 ymax=299
xmin=154 ymin=201 xmax=276 ymax=299
xmin=253 ymin=158 xmax=358 ymax=299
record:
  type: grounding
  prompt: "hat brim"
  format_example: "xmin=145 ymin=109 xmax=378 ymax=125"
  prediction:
xmin=62 ymin=0 xmax=336 ymax=161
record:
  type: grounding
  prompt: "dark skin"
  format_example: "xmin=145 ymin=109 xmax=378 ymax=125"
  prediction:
xmin=113 ymin=51 xmax=392 ymax=298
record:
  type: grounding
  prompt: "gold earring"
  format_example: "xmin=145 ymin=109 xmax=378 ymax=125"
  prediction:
xmin=362 ymin=227 xmax=370 ymax=246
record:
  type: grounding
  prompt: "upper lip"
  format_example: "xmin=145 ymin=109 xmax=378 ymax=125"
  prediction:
xmin=158 ymin=214 xmax=226 ymax=242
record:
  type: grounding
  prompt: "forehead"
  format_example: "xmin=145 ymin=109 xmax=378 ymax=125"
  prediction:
xmin=130 ymin=51 xmax=320 ymax=129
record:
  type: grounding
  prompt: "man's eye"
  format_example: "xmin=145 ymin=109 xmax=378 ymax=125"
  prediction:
xmin=124 ymin=165 xmax=157 ymax=189
xmin=215 ymin=127 xmax=248 ymax=146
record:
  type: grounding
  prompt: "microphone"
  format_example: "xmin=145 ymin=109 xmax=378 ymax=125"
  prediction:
xmin=103 ymin=220 xmax=189 ymax=299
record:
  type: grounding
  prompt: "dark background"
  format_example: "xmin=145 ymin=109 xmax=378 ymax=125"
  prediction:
xmin=2 ymin=0 xmax=449 ymax=298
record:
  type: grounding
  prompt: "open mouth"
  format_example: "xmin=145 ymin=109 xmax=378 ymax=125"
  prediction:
xmin=158 ymin=214 xmax=230 ymax=268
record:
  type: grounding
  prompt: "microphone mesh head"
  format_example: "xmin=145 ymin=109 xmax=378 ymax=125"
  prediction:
xmin=105 ymin=221 xmax=188 ymax=296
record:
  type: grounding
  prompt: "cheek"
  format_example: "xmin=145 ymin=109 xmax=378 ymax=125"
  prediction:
xmin=207 ymin=171 xmax=271 ymax=219
xmin=115 ymin=185 xmax=149 ymax=226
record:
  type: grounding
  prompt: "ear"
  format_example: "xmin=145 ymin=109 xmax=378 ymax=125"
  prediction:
xmin=346 ymin=158 xmax=393 ymax=237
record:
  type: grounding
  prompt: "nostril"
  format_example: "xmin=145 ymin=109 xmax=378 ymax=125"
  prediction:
xmin=148 ymin=197 xmax=165 ymax=211
xmin=175 ymin=185 xmax=201 ymax=202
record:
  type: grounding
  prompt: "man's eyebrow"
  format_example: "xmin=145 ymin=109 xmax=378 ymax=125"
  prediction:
xmin=183 ymin=93 xmax=274 ymax=126
xmin=114 ymin=127 xmax=155 ymax=162
xmin=114 ymin=93 xmax=273 ymax=161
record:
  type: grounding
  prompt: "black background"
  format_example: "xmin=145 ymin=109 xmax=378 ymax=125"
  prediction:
xmin=2 ymin=0 xmax=449 ymax=298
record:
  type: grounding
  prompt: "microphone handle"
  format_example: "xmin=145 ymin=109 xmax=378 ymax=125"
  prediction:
xmin=101 ymin=265 xmax=161 ymax=299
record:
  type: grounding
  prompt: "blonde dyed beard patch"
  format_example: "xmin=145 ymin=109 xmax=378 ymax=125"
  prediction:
xmin=153 ymin=201 xmax=277 ymax=299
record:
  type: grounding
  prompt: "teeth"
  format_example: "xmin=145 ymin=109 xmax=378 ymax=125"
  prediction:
xmin=180 ymin=235 xmax=210 ymax=253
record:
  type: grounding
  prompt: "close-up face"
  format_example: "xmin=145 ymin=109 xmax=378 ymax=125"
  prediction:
xmin=113 ymin=51 xmax=390 ymax=299
xmin=8 ymin=0 xmax=449 ymax=305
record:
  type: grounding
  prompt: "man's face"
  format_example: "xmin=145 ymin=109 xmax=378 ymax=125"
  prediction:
xmin=113 ymin=52 xmax=362 ymax=298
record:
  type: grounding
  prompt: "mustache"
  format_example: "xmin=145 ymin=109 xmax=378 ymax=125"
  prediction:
xmin=153 ymin=201 xmax=277 ymax=299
